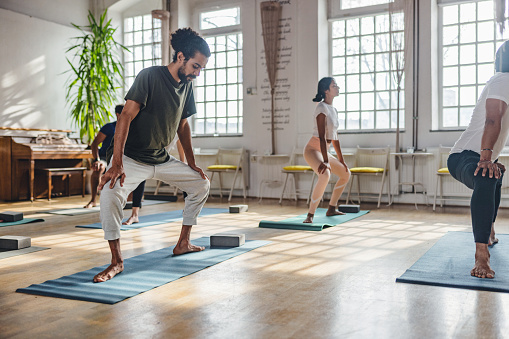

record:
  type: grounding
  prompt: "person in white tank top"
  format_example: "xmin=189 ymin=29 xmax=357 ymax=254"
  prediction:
xmin=302 ymin=77 xmax=351 ymax=223
xmin=447 ymin=40 xmax=509 ymax=279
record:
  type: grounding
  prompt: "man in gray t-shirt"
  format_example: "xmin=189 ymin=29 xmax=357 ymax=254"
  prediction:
xmin=94 ymin=28 xmax=211 ymax=283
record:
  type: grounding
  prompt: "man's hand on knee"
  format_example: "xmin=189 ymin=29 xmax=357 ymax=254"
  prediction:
xmin=98 ymin=165 xmax=126 ymax=190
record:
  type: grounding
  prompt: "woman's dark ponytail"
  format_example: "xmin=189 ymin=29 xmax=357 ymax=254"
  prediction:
xmin=312 ymin=93 xmax=324 ymax=102
xmin=312 ymin=77 xmax=334 ymax=102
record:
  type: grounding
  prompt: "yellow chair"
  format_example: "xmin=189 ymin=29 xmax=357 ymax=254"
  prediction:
xmin=279 ymin=148 xmax=316 ymax=204
xmin=346 ymin=146 xmax=391 ymax=208
xmin=207 ymin=147 xmax=247 ymax=201
xmin=433 ymin=146 xmax=452 ymax=211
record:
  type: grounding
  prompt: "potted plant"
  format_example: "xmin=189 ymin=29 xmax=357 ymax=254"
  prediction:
xmin=65 ymin=9 xmax=127 ymax=144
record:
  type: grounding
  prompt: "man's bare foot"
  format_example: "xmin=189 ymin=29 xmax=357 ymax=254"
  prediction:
xmin=326 ymin=205 xmax=345 ymax=216
xmin=173 ymin=241 xmax=205 ymax=255
xmin=84 ymin=202 xmax=97 ymax=209
xmin=303 ymin=213 xmax=314 ymax=223
xmin=122 ymin=216 xmax=139 ymax=225
xmin=93 ymin=262 xmax=124 ymax=282
xmin=471 ymin=243 xmax=495 ymax=279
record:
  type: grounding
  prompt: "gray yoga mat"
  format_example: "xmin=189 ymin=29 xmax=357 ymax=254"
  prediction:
xmin=0 ymin=218 xmax=45 ymax=228
xmin=16 ymin=237 xmax=270 ymax=304
xmin=76 ymin=208 xmax=229 ymax=230
xmin=259 ymin=208 xmax=369 ymax=231
xmin=397 ymin=231 xmax=509 ymax=293
xmin=0 ymin=246 xmax=49 ymax=259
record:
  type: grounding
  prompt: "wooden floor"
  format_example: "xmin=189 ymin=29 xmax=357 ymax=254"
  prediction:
xmin=1 ymin=195 xmax=509 ymax=338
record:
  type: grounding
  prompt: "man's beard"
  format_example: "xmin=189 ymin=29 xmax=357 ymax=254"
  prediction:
xmin=177 ymin=65 xmax=196 ymax=83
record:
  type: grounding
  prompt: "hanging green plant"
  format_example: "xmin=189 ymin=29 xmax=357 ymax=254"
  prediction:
xmin=65 ymin=9 xmax=128 ymax=144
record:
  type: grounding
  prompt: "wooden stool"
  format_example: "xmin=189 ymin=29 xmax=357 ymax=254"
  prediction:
xmin=39 ymin=167 xmax=87 ymax=200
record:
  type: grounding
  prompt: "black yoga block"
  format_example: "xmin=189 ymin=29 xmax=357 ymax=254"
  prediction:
xmin=0 ymin=211 xmax=23 ymax=222
xmin=338 ymin=205 xmax=360 ymax=213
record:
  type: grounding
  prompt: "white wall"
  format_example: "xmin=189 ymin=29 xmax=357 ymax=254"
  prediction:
xmin=0 ymin=0 xmax=89 ymax=27
xmin=1 ymin=0 xmax=500 ymax=205
xmin=0 ymin=8 xmax=81 ymax=132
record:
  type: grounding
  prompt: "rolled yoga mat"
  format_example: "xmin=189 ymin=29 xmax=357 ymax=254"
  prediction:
xmin=258 ymin=208 xmax=369 ymax=231
xmin=76 ymin=208 xmax=229 ymax=230
xmin=16 ymin=237 xmax=271 ymax=304
xmin=0 ymin=218 xmax=44 ymax=228
xmin=397 ymin=231 xmax=509 ymax=293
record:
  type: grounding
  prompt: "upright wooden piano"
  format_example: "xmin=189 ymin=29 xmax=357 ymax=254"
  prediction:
xmin=0 ymin=129 xmax=92 ymax=201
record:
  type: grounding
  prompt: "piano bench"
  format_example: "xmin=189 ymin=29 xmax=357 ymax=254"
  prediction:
xmin=39 ymin=167 xmax=87 ymax=201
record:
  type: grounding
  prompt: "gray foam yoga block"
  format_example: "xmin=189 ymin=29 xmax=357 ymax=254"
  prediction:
xmin=0 ymin=236 xmax=31 ymax=250
xmin=0 ymin=211 xmax=23 ymax=222
xmin=229 ymin=205 xmax=248 ymax=213
xmin=338 ymin=205 xmax=361 ymax=213
xmin=210 ymin=234 xmax=245 ymax=247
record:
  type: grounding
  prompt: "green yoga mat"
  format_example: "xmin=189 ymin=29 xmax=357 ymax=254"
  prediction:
xmin=0 ymin=218 xmax=44 ymax=228
xmin=259 ymin=208 xmax=369 ymax=231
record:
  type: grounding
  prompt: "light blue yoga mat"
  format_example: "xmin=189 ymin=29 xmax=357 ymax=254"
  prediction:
xmin=16 ymin=237 xmax=270 ymax=304
xmin=76 ymin=208 xmax=228 ymax=230
xmin=397 ymin=232 xmax=509 ymax=293
xmin=259 ymin=208 xmax=369 ymax=231
xmin=0 ymin=218 xmax=44 ymax=228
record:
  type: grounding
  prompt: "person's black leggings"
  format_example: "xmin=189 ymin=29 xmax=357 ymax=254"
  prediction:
xmin=131 ymin=181 xmax=146 ymax=208
xmin=447 ymin=150 xmax=504 ymax=243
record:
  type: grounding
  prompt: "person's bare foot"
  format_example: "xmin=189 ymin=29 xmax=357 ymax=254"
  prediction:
xmin=326 ymin=205 xmax=345 ymax=216
xmin=84 ymin=201 xmax=97 ymax=209
xmin=93 ymin=262 xmax=124 ymax=282
xmin=489 ymin=225 xmax=499 ymax=247
xmin=471 ymin=243 xmax=495 ymax=279
xmin=122 ymin=216 xmax=139 ymax=225
xmin=303 ymin=213 xmax=314 ymax=223
xmin=173 ymin=241 xmax=205 ymax=255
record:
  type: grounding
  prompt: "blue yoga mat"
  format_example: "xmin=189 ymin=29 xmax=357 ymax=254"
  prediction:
xmin=259 ymin=208 xmax=369 ymax=231
xmin=397 ymin=231 xmax=509 ymax=293
xmin=0 ymin=218 xmax=44 ymax=228
xmin=17 ymin=237 xmax=270 ymax=304
xmin=76 ymin=208 xmax=228 ymax=230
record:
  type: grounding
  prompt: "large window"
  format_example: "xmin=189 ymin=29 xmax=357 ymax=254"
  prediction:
xmin=193 ymin=7 xmax=243 ymax=136
xmin=123 ymin=14 xmax=162 ymax=94
xmin=439 ymin=0 xmax=509 ymax=129
xmin=331 ymin=10 xmax=405 ymax=131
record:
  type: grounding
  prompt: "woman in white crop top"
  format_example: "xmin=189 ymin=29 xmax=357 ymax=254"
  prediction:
xmin=303 ymin=77 xmax=351 ymax=223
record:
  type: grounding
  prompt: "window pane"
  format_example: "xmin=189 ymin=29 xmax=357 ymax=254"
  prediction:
xmin=376 ymin=110 xmax=390 ymax=129
xmin=347 ymin=112 xmax=360 ymax=129
xmin=443 ymin=88 xmax=458 ymax=107
xmin=443 ymin=67 xmax=458 ymax=87
xmin=200 ymin=7 xmax=240 ymax=30
xmin=206 ymin=87 xmax=215 ymax=101
xmin=216 ymin=69 xmax=226 ymax=84
xmin=442 ymin=26 xmax=458 ymax=46
xmin=331 ymin=11 xmax=404 ymax=131
xmin=191 ymin=32 xmax=243 ymax=136
xmin=460 ymin=65 xmax=476 ymax=84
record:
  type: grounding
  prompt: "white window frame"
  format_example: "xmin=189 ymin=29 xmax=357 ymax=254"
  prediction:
xmin=192 ymin=3 xmax=243 ymax=137
xmin=123 ymin=13 xmax=162 ymax=96
xmin=437 ymin=0 xmax=508 ymax=130
xmin=329 ymin=0 xmax=408 ymax=132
